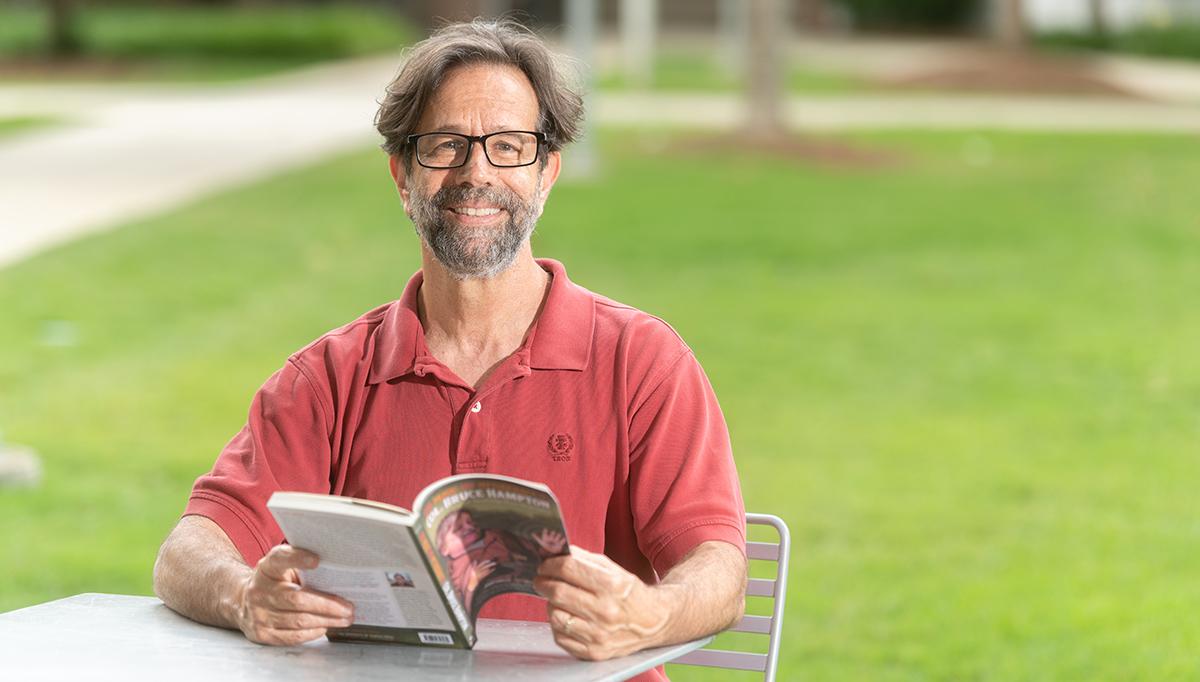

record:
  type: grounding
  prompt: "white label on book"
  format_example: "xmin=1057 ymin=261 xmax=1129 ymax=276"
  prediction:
xmin=418 ymin=631 xmax=455 ymax=646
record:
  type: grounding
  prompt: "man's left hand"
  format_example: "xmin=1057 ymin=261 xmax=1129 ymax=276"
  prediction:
xmin=533 ymin=546 xmax=669 ymax=660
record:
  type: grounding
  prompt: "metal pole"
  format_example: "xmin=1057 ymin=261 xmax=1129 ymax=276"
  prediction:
xmin=481 ymin=0 xmax=510 ymax=19
xmin=564 ymin=0 xmax=598 ymax=178
xmin=619 ymin=0 xmax=656 ymax=89
xmin=717 ymin=0 xmax=748 ymax=80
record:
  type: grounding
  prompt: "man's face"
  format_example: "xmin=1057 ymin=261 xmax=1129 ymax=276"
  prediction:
xmin=390 ymin=63 xmax=562 ymax=279
xmin=438 ymin=510 xmax=481 ymax=558
xmin=453 ymin=510 xmax=482 ymax=545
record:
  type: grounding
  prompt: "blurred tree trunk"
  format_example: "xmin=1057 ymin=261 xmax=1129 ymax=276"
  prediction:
xmin=1087 ymin=0 xmax=1108 ymax=37
xmin=46 ymin=0 xmax=82 ymax=57
xmin=795 ymin=0 xmax=829 ymax=32
xmin=434 ymin=0 xmax=487 ymax=22
xmin=994 ymin=0 xmax=1027 ymax=48
xmin=746 ymin=0 xmax=785 ymax=139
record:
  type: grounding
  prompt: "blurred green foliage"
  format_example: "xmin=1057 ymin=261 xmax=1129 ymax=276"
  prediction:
xmin=598 ymin=50 xmax=864 ymax=93
xmin=2 ymin=129 xmax=1200 ymax=679
xmin=1039 ymin=23 xmax=1200 ymax=62
xmin=0 ymin=3 xmax=411 ymax=78
xmin=0 ymin=115 xmax=56 ymax=138
xmin=835 ymin=0 xmax=982 ymax=30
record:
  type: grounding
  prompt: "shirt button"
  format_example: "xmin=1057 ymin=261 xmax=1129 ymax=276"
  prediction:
xmin=471 ymin=401 xmax=482 ymax=414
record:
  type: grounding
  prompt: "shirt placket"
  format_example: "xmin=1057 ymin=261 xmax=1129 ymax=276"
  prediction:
xmin=412 ymin=355 xmax=472 ymax=473
xmin=452 ymin=352 xmax=533 ymax=474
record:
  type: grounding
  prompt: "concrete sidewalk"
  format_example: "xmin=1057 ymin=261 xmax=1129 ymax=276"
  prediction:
xmin=596 ymin=91 xmax=1200 ymax=131
xmin=786 ymin=36 xmax=1200 ymax=103
xmin=4 ymin=43 xmax=1200 ymax=271
xmin=0 ymin=54 xmax=402 ymax=269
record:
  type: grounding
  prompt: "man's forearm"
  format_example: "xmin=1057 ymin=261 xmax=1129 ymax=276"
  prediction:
xmin=153 ymin=515 xmax=251 ymax=630
xmin=647 ymin=539 xmax=747 ymax=647
xmin=536 ymin=538 xmax=747 ymax=660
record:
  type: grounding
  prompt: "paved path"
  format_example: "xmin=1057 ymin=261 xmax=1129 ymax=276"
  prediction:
xmin=595 ymin=92 xmax=1200 ymax=131
xmin=4 ymin=42 xmax=1200 ymax=270
xmin=0 ymin=55 xmax=402 ymax=269
xmin=822 ymin=38 xmax=1200 ymax=103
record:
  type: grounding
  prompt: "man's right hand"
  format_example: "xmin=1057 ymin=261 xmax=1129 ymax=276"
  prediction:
xmin=233 ymin=545 xmax=356 ymax=646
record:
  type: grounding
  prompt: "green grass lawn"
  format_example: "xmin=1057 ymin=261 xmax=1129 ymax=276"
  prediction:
xmin=0 ymin=4 xmax=411 ymax=82
xmin=2 ymin=130 xmax=1200 ymax=680
xmin=0 ymin=115 xmax=56 ymax=139
xmin=598 ymin=50 xmax=865 ymax=94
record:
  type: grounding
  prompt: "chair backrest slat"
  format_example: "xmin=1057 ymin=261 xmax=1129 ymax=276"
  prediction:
xmin=731 ymin=614 xmax=773 ymax=634
xmin=747 ymin=578 xmax=776 ymax=597
xmin=669 ymin=512 xmax=790 ymax=682
xmin=672 ymin=648 xmax=768 ymax=672
xmin=747 ymin=540 xmax=779 ymax=561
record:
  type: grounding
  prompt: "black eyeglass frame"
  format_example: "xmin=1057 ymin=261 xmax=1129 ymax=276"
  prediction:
xmin=406 ymin=130 xmax=548 ymax=169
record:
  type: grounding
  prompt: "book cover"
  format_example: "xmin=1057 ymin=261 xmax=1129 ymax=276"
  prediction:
xmin=268 ymin=474 xmax=569 ymax=649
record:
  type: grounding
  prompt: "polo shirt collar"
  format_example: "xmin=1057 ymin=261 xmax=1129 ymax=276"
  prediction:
xmin=366 ymin=258 xmax=593 ymax=385
xmin=527 ymin=258 xmax=594 ymax=371
xmin=366 ymin=268 xmax=426 ymax=385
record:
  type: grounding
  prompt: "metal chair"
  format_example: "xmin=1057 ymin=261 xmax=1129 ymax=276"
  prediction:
xmin=670 ymin=513 xmax=790 ymax=681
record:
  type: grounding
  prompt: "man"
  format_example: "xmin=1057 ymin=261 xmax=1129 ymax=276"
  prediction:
xmin=153 ymin=19 xmax=746 ymax=674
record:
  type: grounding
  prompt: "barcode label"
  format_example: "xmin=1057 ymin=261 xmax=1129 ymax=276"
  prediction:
xmin=418 ymin=631 xmax=454 ymax=646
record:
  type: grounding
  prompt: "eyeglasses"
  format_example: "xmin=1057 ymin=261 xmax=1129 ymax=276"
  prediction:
xmin=407 ymin=131 xmax=546 ymax=169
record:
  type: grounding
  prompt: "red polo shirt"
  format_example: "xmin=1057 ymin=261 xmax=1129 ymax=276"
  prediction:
xmin=186 ymin=258 xmax=745 ymax=624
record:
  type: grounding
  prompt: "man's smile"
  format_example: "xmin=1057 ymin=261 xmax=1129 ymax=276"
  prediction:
xmin=443 ymin=204 xmax=509 ymax=227
xmin=449 ymin=206 xmax=503 ymax=217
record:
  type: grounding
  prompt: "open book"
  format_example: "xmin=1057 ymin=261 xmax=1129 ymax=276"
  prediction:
xmin=267 ymin=474 xmax=569 ymax=649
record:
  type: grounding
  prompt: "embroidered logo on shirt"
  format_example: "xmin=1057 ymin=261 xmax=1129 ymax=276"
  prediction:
xmin=547 ymin=433 xmax=574 ymax=462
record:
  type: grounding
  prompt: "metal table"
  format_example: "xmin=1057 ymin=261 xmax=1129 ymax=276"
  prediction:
xmin=0 ymin=594 xmax=710 ymax=681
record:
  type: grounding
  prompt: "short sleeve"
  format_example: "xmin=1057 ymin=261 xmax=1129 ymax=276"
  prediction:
xmin=627 ymin=347 xmax=746 ymax=576
xmin=184 ymin=358 xmax=333 ymax=566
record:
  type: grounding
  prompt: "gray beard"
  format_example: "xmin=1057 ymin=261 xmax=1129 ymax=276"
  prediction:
xmin=407 ymin=181 xmax=540 ymax=280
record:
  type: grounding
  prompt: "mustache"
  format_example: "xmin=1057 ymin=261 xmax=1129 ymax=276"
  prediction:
xmin=431 ymin=185 xmax=522 ymax=213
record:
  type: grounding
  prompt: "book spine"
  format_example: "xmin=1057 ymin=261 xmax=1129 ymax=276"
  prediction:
xmin=411 ymin=524 xmax=477 ymax=648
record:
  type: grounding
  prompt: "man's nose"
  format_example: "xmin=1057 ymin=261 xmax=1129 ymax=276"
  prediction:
xmin=454 ymin=139 xmax=496 ymax=183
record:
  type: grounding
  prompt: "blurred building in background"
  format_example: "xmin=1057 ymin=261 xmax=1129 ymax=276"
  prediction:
xmin=394 ymin=0 xmax=983 ymax=34
xmin=1026 ymin=0 xmax=1200 ymax=31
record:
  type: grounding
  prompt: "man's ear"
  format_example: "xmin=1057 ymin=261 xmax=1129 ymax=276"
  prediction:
xmin=539 ymin=150 xmax=562 ymax=205
xmin=388 ymin=154 xmax=411 ymax=210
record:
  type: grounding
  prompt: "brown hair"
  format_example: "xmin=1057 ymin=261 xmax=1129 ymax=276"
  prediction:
xmin=375 ymin=19 xmax=584 ymax=166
